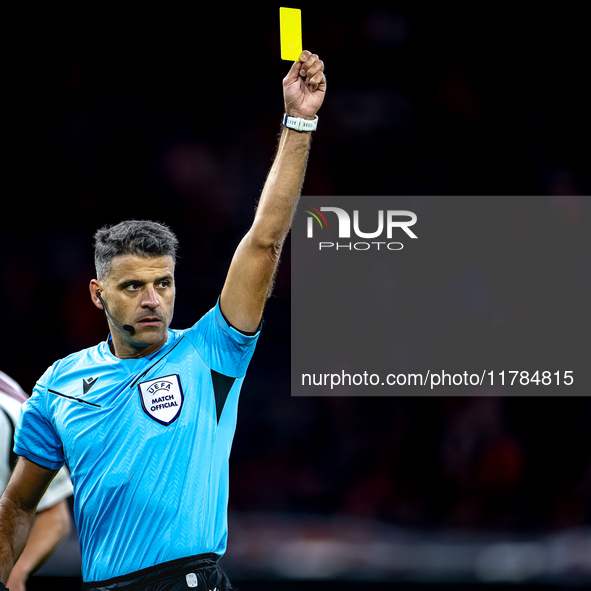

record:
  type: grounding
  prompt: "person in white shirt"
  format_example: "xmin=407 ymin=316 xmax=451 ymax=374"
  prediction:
xmin=0 ymin=371 xmax=73 ymax=591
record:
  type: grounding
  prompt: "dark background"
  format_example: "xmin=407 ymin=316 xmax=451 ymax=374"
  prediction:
xmin=2 ymin=4 xmax=590 ymax=588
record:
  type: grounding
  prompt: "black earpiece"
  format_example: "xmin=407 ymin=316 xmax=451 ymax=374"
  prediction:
xmin=96 ymin=291 xmax=135 ymax=335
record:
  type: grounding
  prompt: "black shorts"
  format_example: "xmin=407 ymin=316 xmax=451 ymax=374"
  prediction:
xmin=82 ymin=553 xmax=237 ymax=591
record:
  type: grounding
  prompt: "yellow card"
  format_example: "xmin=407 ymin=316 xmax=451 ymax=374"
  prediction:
xmin=280 ymin=7 xmax=302 ymax=61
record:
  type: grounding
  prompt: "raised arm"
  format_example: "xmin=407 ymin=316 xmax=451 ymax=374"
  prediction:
xmin=220 ymin=50 xmax=326 ymax=333
xmin=0 ymin=458 xmax=58 ymax=585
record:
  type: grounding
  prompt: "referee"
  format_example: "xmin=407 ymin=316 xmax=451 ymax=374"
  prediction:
xmin=0 ymin=51 xmax=326 ymax=591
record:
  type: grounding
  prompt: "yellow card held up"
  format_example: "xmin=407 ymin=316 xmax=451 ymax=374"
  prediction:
xmin=280 ymin=7 xmax=302 ymax=61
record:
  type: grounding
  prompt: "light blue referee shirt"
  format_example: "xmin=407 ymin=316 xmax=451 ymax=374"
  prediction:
xmin=14 ymin=300 xmax=259 ymax=582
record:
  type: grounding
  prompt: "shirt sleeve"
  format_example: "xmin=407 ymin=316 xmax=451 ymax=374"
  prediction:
xmin=182 ymin=298 xmax=260 ymax=378
xmin=14 ymin=379 xmax=66 ymax=471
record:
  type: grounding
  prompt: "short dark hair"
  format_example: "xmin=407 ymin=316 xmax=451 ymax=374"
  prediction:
xmin=94 ymin=220 xmax=179 ymax=280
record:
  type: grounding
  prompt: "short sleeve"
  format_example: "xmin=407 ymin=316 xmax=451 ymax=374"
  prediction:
xmin=14 ymin=382 xmax=65 ymax=471
xmin=182 ymin=298 xmax=260 ymax=378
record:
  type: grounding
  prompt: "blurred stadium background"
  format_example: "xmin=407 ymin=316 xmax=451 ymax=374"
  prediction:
xmin=3 ymin=4 xmax=590 ymax=590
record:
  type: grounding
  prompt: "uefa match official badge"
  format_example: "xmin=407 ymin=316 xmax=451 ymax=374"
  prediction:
xmin=138 ymin=374 xmax=184 ymax=426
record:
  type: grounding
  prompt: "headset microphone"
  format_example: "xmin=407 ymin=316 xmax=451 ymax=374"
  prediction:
xmin=96 ymin=291 xmax=136 ymax=336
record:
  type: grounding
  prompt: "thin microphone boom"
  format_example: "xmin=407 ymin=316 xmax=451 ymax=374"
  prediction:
xmin=96 ymin=292 xmax=135 ymax=335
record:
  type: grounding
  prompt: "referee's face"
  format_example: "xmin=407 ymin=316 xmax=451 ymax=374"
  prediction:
xmin=91 ymin=254 xmax=176 ymax=358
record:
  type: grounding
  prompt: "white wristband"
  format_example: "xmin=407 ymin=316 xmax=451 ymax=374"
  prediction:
xmin=282 ymin=114 xmax=318 ymax=132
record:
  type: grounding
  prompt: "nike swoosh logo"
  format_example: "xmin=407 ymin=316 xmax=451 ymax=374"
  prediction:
xmin=83 ymin=377 xmax=98 ymax=394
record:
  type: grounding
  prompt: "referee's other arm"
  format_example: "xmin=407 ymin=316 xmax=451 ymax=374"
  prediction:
xmin=0 ymin=458 xmax=60 ymax=585
xmin=219 ymin=50 xmax=326 ymax=333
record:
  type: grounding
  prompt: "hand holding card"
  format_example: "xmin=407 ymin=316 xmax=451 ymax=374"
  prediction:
xmin=283 ymin=50 xmax=326 ymax=120
xmin=280 ymin=8 xmax=326 ymax=120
